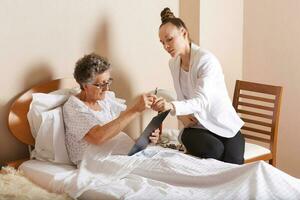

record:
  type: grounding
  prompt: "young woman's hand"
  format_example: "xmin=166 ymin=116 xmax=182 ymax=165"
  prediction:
xmin=149 ymin=128 xmax=160 ymax=144
xmin=132 ymin=93 xmax=156 ymax=113
xmin=177 ymin=115 xmax=198 ymax=127
xmin=151 ymin=97 xmax=174 ymax=112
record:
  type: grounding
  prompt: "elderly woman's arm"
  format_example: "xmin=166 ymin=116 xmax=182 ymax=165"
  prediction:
xmin=84 ymin=94 xmax=155 ymax=145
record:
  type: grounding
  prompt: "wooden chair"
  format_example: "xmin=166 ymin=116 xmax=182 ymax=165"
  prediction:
xmin=233 ymin=80 xmax=283 ymax=166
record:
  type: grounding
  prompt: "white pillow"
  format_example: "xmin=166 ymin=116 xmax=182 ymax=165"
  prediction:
xmin=32 ymin=107 xmax=70 ymax=164
xmin=28 ymin=88 xmax=79 ymax=164
xmin=27 ymin=88 xmax=80 ymax=138
xmin=31 ymin=108 xmax=56 ymax=161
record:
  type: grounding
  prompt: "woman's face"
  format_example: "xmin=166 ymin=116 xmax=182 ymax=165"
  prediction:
xmin=159 ymin=23 xmax=188 ymax=57
xmin=83 ymin=70 xmax=112 ymax=101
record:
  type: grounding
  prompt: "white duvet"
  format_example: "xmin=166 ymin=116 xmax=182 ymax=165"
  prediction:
xmin=50 ymin=133 xmax=300 ymax=200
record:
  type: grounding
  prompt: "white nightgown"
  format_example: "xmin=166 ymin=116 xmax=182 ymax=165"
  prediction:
xmin=62 ymin=91 xmax=126 ymax=165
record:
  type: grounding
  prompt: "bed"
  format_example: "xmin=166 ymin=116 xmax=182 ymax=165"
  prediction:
xmin=7 ymin=78 xmax=300 ymax=199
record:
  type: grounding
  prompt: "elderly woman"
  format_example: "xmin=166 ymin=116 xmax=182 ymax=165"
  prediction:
xmin=63 ymin=53 xmax=159 ymax=165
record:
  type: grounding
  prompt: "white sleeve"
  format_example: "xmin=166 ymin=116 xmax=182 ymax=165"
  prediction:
xmin=104 ymin=91 xmax=127 ymax=119
xmin=171 ymin=54 xmax=222 ymax=116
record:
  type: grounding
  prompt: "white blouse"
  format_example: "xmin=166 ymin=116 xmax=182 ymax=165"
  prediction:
xmin=179 ymin=67 xmax=206 ymax=130
xmin=179 ymin=68 xmax=191 ymax=99
xmin=62 ymin=91 xmax=126 ymax=165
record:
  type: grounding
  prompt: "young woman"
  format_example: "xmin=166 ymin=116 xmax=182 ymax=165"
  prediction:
xmin=152 ymin=8 xmax=245 ymax=164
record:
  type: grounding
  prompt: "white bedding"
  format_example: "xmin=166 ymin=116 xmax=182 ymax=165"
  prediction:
xmin=20 ymin=132 xmax=300 ymax=200
xmin=19 ymin=160 xmax=75 ymax=192
xmin=19 ymin=160 xmax=110 ymax=200
xmin=21 ymin=148 xmax=300 ymax=200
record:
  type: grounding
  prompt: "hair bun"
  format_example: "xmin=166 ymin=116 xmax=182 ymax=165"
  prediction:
xmin=161 ymin=7 xmax=176 ymax=23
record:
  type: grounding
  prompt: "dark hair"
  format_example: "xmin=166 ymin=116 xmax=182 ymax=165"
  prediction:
xmin=160 ymin=7 xmax=188 ymax=31
xmin=74 ymin=53 xmax=111 ymax=89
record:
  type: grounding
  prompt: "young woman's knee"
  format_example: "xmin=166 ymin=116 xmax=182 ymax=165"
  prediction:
xmin=223 ymin=155 xmax=244 ymax=165
xmin=181 ymin=129 xmax=224 ymax=160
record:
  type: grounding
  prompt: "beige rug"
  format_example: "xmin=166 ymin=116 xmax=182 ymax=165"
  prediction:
xmin=0 ymin=166 xmax=72 ymax=200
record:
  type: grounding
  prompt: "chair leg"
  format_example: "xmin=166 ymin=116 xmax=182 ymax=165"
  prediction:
xmin=269 ymin=159 xmax=276 ymax=167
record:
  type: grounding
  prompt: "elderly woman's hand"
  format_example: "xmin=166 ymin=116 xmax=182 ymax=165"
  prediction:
xmin=132 ymin=93 xmax=156 ymax=113
xmin=151 ymin=97 xmax=174 ymax=112
xmin=149 ymin=128 xmax=160 ymax=144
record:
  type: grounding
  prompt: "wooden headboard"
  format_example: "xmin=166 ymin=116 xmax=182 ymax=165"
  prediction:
xmin=8 ymin=78 xmax=77 ymax=146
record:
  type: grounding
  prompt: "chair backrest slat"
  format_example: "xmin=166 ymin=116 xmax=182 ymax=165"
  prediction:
xmin=235 ymin=80 xmax=281 ymax=94
xmin=237 ymin=109 xmax=273 ymax=119
xmin=243 ymin=134 xmax=270 ymax=143
xmin=239 ymin=94 xmax=276 ymax=103
xmin=238 ymin=101 xmax=275 ymax=111
xmin=241 ymin=126 xmax=271 ymax=136
xmin=240 ymin=117 xmax=272 ymax=127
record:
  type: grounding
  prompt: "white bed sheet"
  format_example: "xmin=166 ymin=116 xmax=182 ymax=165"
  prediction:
xmin=19 ymin=132 xmax=300 ymax=200
xmin=20 ymin=150 xmax=300 ymax=200
xmin=19 ymin=160 xmax=104 ymax=200
xmin=51 ymin=142 xmax=300 ymax=200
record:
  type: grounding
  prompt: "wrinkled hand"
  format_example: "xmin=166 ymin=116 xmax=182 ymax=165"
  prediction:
xmin=149 ymin=128 xmax=160 ymax=144
xmin=177 ymin=115 xmax=198 ymax=128
xmin=151 ymin=97 xmax=173 ymax=112
xmin=132 ymin=93 xmax=155 ymax=113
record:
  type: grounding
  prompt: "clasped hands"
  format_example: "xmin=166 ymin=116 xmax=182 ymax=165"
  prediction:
xmin=131 ymin=93 xmax=173 ymax=113
xmin=131 ymin=93 xmax=198 ymax=144
xmin=151 ymin=95 xmax=198 ymax=128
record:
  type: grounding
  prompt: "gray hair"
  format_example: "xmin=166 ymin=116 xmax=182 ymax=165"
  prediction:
xmin=74 ymin=53 xmax=111 ymax=89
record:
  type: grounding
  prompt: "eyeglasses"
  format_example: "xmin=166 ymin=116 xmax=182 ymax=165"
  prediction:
xmin=90 ymin=78 xmax=113 ymax=90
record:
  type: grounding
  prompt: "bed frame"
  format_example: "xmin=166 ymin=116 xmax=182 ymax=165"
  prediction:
xmin=7 ymin=78 xmax=77 ymax=168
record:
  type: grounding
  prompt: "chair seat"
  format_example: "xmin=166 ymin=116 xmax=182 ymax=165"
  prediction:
xmin=244 ymin=142 xmax=271 ymax=160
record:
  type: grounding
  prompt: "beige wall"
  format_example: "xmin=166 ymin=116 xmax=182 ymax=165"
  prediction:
xmin=244 ymin=0 xmax=300 ymax=178
xmin=0 ymin=0 xmax=179 ymax=166
xmin=180 ymin=0 xmax=244 ymax=97
xmin=179 ymin=0 xmax=200 ymax=44
xmin=199 ymin=0 xmax=244 ymax=98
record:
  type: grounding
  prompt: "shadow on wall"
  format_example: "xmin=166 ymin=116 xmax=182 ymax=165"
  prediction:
xmin=0 ymin=62 xmax=53 ymax=165
xmin=92 ymin=17 xmax=141 ymax=139
xmin=93 ymin=17 xmax=133 ymax=102
xmin=23 ymin=62 xmax=53 ymax=91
